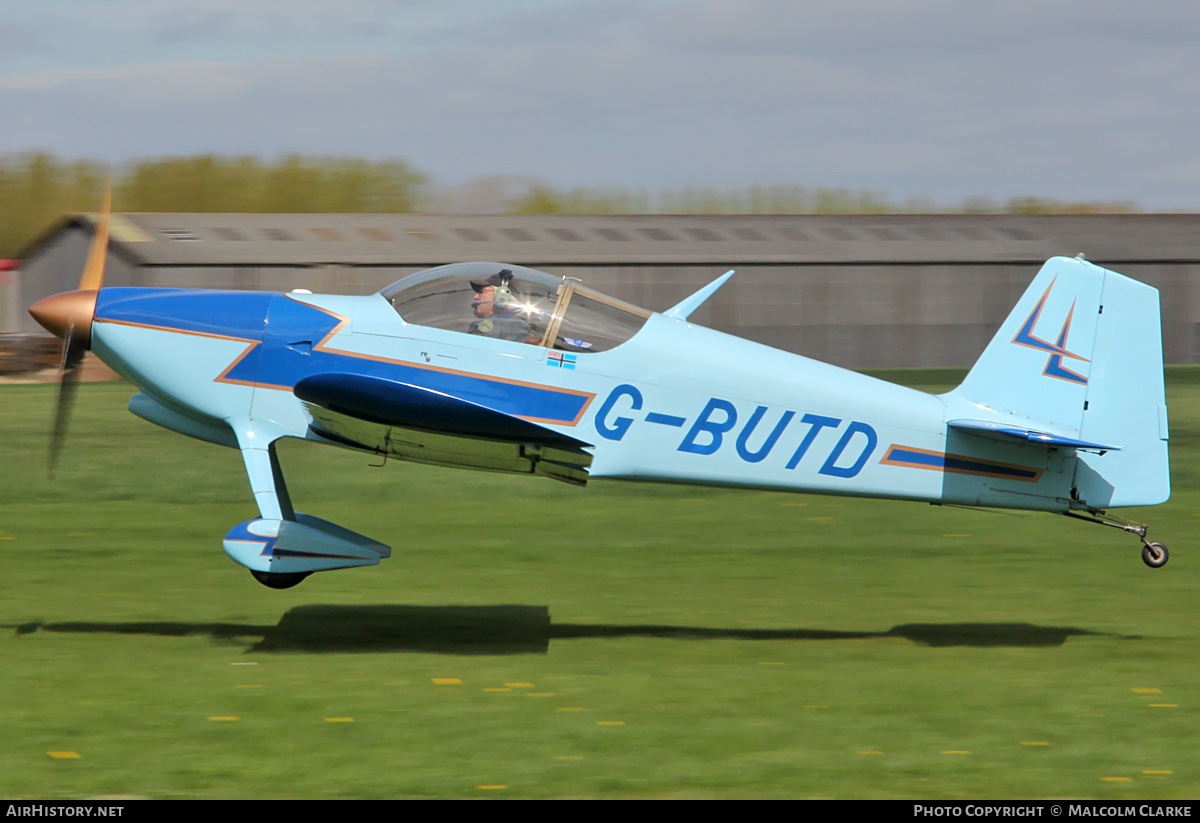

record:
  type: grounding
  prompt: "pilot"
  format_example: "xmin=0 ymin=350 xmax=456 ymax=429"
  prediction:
xmin=469 ymin=269 xmax=536 ymax=343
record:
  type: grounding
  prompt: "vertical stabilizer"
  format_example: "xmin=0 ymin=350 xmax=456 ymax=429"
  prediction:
xmin=945 ymin=257 xmax=1168 ymax=508
xmin=951 ymin=257 xmax=1102 ymax=436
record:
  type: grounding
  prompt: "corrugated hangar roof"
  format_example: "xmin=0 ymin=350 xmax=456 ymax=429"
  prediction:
xmin=33 ymin=212 xmax=1200 ymax=266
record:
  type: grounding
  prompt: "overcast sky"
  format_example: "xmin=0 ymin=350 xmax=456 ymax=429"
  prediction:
xmin=3 ymin=0 xmax=1199 ymax=208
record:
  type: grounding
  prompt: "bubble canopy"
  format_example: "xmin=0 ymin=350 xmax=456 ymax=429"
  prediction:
xmin=379 ymin=262 xmax=652 ymax=353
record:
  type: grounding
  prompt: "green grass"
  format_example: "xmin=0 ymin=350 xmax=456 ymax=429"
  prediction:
xmin=1 ymin=373 xmax=1198 ymax=798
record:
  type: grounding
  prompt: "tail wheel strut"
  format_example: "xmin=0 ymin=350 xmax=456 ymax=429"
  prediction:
xmin=1063 ymin=509 xmax=1169 ymax=569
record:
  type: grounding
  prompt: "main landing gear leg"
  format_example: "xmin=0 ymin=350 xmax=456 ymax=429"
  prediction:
xmin=1063 ymin=510 xmax=1169 ymax=568
xmin=231 ymin=419 xmax=308 ymax=591
xmin=225 ymin=418 xmax=391 ymax=589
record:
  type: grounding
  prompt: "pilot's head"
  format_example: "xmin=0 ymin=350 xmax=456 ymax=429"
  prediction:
xmin=471 ymin=269 xmax=520 ymax=318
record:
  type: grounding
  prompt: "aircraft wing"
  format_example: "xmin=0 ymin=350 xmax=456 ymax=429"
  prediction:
xmin=293 ymin=373 xmax=593 ymax=486
xmin=947 ymin=419 xmax=1120 ymax=453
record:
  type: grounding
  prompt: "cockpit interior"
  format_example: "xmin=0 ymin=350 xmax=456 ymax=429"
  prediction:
xmin=380 ymin=262 xmax=652 ymax=353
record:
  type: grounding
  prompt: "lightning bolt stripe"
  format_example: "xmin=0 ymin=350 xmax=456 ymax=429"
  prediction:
xmin=1009 ymin=277 xmax=1090 ymax=385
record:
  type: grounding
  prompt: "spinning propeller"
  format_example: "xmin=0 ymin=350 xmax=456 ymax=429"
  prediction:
xmin=28 ymin=179 xmax=112 ymax=474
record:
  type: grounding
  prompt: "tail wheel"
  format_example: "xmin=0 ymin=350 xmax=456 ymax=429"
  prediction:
xmin=1141 ymin=542 xmax=1169 ymax=569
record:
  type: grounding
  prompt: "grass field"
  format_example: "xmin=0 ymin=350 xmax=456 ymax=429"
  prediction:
xmin=1 ymin=370 xmax=1197 ymax=799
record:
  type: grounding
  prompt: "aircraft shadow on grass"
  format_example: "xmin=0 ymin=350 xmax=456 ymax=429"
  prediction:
xmin=10 ymin=605 xmax=1137 ymax=655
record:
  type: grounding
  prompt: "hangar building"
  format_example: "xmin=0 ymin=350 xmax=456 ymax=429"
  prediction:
xmin=15 ymin=213 xmax=1200 ymax=369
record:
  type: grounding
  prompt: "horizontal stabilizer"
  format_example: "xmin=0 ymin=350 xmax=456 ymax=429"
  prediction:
xmin=294 ymin=373 xmax=591 ymax=449
xmin=948 ymin=419 xmax=1120 ymax=453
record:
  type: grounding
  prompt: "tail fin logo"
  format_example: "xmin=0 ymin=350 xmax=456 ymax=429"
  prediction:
xmin=1011 ymin=277 xmax=1089 ymax=385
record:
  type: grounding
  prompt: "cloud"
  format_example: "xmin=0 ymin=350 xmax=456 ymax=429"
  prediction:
xmin=2 ymin=0 xmax=1199 ymax=207
xmin=647 ymin=0 xmax=1200 ymax=58
xmin=148 ymin=10 xmax=239 ymax=45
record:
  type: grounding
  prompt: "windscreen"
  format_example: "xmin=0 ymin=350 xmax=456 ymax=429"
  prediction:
xmin=380 ymin=262 xmax=650 ymax=352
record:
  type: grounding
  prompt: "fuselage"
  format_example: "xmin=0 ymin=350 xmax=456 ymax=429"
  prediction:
xmin=89 ymin=286 xmax=1078 ymax=512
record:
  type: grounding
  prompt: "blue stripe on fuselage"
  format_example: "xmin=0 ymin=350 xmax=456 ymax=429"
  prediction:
xmin=95 ymin=288 xmax=591 ymax=426
xmin=881 ymin=446 xmax=1041 ymax=481
xmin=96 ymin=288 xmax=275 ymax=340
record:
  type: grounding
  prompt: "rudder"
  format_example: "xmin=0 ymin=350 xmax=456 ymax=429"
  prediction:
xmin=1075 ymin=271 xmax=1169 ymax=506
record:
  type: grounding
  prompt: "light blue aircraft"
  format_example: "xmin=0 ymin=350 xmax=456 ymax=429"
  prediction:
xmin=30 ymin=202 xmax=1171 ymax=588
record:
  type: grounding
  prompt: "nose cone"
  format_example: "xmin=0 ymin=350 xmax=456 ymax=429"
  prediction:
xmin=29 ymin=290 xmax=98 ymax=345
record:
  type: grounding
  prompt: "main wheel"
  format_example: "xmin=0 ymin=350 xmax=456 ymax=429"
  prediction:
xmin=1141 ymin=542 xmax=1169 ymax=569
xmin=250 ymin=569 xmax=312 ymax=589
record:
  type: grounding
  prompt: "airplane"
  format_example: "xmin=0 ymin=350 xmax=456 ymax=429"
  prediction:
xmin=29 ymin=193 xmax=1172 ymax=589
